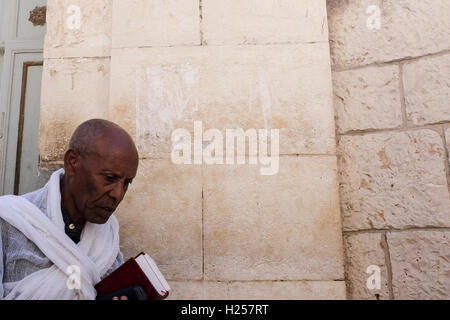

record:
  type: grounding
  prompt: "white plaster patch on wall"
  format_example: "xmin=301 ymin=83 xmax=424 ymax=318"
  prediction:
xmin=249 ymin=67 xmax=273 ymax=129
xmin=249 ymin=0 xmax=310 ymax=17
xmin=252 ymin=0 xmax=275 ymax=15
xmin=83 ymin=34 xmax=111 ymax=49
xmin=135 ymin=63 xmax=199 ymax=152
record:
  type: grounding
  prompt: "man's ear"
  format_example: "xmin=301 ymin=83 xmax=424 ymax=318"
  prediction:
xmin=64 ymin=149 xmax=81 ymax=176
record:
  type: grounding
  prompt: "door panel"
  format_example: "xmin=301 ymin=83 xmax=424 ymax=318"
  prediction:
xmin=15 ymin=62 xmax=43 ymax=195
xmin=2 ymin=52 xmax=43 ymax=195
xmin=17 ymin=0 xmax=47 ymax=40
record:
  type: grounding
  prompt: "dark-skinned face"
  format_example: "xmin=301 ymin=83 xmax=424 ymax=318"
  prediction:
xmin=65 ymin=136 xmax=139 ymax=224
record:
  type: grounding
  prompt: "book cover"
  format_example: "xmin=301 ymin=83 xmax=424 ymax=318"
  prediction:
xmin=95 ymin=253 xmax=169 ymax=300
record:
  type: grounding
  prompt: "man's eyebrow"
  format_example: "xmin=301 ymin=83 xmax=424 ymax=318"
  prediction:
xmin=99 ymin=170 xmax=122 ymax=177
xmin=100 ymin=171 xmax=134 ymax=181
xmin=100 ymin=170 xmax=117 ymax=174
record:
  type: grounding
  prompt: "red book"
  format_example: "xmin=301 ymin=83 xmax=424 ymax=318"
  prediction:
xmin=95 ymin=252 xmax=171 ymax=300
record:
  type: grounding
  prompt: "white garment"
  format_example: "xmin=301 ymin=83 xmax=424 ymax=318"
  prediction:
xmin=0 ymin=169 xmax=120 ymax=300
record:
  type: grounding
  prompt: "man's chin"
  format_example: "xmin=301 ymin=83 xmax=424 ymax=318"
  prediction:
xmin=88 ymin=212 xmax=112 ymax=224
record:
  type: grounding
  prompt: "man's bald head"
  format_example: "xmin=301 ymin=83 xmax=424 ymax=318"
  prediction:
xmin=62 ymin=119 xmax=139 ymax=225
xmin=69 ymin=119 xmax=138 ymax=159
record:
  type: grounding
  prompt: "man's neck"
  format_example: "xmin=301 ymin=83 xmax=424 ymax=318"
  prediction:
xmin=60 ymin=174 xmax=86 ymax=229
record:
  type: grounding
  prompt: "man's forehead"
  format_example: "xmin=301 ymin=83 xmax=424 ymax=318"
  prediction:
xmin=84 ymin=152 xmax=137 ymax=177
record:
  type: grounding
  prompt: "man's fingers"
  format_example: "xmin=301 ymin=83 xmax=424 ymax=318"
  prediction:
xmin=120 ymin=296 xmax=128 ymax=300
xmin=112 ymin=296 xmax=119 ymax=300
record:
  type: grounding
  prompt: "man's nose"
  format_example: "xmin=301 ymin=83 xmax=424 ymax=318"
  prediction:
xmin=109 ymin=182 xmax=125 ymax=204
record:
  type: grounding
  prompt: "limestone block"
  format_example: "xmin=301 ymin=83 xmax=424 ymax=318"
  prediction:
xmin=115 ymin=159 xmax=202 ymax=280
xmin=344 ymin=232 xmax=389 ymax=300
xmin=338 ymin=129 xmax=450 ymax=231
xmin=388 ymin=230 xmax=450 ymax=299
xmin=202 ymin=0 xmax=328 ymax=45
xmin=225 ymin=280 xmax=346 ymax=300
xmin=45 ymin=0 xmax=112 ymax=58
xmin=167 ymin=280 xmax=346 ymax=300
xmin=403 ymin=54 xmax=450 ymax=126
xmin=203 ymin=156 xmax=344 ymax=280
xmin=327 ymin=0 xmax=450 ymax=68
xmin=112 ymin=0 xmax=200 ymax=48
xmin=109 ymin=44 xmax=336 ymax=158
xmin=332 ymin=65 xmax=403 ymax=133
xmin=39 ymin=58 xmax=111 ymax=161
xmin=166 ymin=281 xmax=229 ymax=300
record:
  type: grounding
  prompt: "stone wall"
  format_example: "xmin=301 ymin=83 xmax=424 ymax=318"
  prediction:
xmin=40 ymin=1 xmax=346 ymax=299
xmin=39 ymin=0 xmax=450 ymax=300
xmin=328 ymin=0 xmax=450 ymax=299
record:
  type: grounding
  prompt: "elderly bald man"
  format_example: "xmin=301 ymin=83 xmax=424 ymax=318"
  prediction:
xmin=0 ymin=119 xmax=139 ymax=299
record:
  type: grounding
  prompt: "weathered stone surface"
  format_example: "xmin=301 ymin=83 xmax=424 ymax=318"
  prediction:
xmin=45 ymin=0 xmax=112 ymax=58
xmin=39 ymin=58 xmax=110 ymax=161
xmin=203 ymin=156 xmax=344 ymax=280
xmin=166 ymin=281 xmax=229 ymax=300
xmin=446 ymin=127 xmax=450 ymax=166
xmin=115 ymin=159 xmax=202 ymax=280
xmin=167 ymin=280 xmax=346 ymax=300
xmin=226 ymin=280 xmax=346 ymax=300
xmin=112 ymin=0 xmax=200 ymax=48
xmin=332 ymin=65 xmax=403 ymax=133
xmin=327 ymin=0 xmax=450 ymax=68
xmin=388 ymin=230 xmax=450 ymax=299
xmin=202 ymin=0 xmax=328 ymax=45
xmin=403 ymin=54 xmax=450 ymax=126
xmin=338 ymin=129 xmax=450 ymax=231
xmin=109 ymin=44 xmax=336 ymax=158
xmin=344 ymin=232 xmax=389 ymax=300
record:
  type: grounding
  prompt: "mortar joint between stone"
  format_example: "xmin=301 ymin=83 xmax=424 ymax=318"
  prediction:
xmin=381 ymin=232 xmax=394 ymax=300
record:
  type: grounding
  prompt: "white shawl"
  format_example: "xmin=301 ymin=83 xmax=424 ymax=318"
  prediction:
xmin=0 ymin=169 xmax=120 ymax=300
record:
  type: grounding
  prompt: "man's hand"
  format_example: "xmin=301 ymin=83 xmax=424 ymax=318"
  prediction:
xmin=112 ymin=296 xmax=128 ymax=300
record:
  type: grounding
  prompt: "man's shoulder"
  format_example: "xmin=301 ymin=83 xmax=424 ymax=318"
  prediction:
xmin=0 ymin=185 xmax=49 ymax=219
xmin=0 ymin=185 xmax=49 ymax=241
xmin=21 ymin=187 xmax=44 ymax=203
xmin=20 ymin=186 xmax=48 ymax=216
